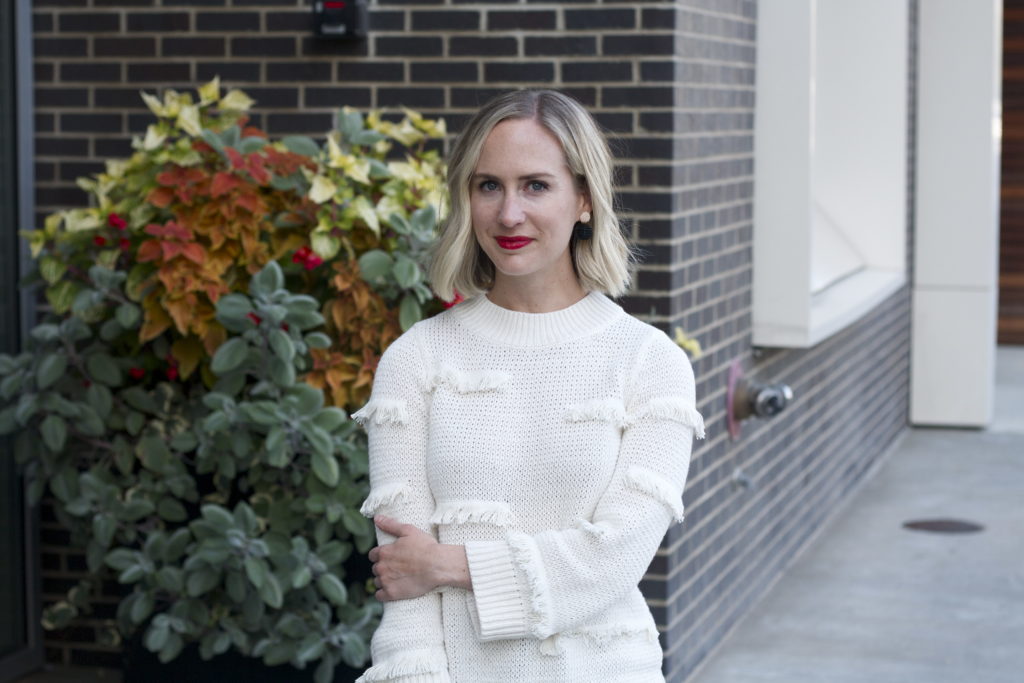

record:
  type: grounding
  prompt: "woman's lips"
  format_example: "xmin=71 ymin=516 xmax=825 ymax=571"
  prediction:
xmin=496 ymin=236 xmax=533 ymax=250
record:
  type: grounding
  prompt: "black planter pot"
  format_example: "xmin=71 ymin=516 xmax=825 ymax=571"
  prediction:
xmin=122 ymin=637 xmax=363 ymax=683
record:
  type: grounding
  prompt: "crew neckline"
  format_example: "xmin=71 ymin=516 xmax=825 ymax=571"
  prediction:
xmin=450 ymin=290 xmax=622 ymax=347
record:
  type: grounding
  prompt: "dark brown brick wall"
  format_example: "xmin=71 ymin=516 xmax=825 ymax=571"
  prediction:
xmin=29 ymin=1 xmax=914 ymax=681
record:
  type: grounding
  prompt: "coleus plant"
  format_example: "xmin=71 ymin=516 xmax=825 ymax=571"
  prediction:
xmin=0 ymin=78 xmax=449 ymax=680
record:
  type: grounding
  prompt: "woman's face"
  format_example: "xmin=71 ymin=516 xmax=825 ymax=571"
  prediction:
xmin=470 ymin=118 xmax=589 ymax=288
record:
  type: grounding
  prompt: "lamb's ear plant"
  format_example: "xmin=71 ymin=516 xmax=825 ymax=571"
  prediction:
xmin=0 ymin=78 xmax=449 ymax=682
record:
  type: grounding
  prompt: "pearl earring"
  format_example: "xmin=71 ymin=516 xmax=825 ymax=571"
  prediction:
xmin=574 ymin=211 xmax=593 ymax=240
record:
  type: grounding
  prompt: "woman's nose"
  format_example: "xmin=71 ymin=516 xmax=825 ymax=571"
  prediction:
xmin=499 ymin=194 xmax=525 ymax=227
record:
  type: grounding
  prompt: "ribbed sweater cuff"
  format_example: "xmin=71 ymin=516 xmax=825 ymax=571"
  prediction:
xmin=465 ymin=540 xmax=529 ymax=641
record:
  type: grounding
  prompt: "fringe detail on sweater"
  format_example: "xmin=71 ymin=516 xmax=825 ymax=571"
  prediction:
xmin=359 ymin=482 xmax=410 ymax=518
xmin=355 ymin=648 xmax=449 ymax=682
xmin=351 ymin=398 xmax=409 ymax=427
xmin=506 ymin=532 xmax=553 ymax=640
xmin=430 ymin=500 xmax=515 ymax=527
xmin=539 ymin=622 xmax=660 ymax=655
xmin=625 ymin=466 xmax=685 ymax=523
xmin=564 ymin=398 xmax=627 ymax=428
xmin=430 ymin=365 xmax=508 ymax=394
xmin=629 ymin=397 xmax=705 ymax=438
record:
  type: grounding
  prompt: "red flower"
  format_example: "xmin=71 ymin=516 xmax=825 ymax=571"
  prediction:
xmin=281 ymin=323 xmax=290 ymax=332
xmin=166 ymin=366 xmax=179 ymax=381
xmin=442 ymin=290 xmax=464 ymax=309
xmin=107 ymin=213 xmax=127 ymax=230
xmin=292 ymin=246 xmax=312 ymax=264
xmin=128 ymin=367 xmax=145 ymax=380
xmin=93 ymin=235 xmax=107 ymax=247
xmin=119 ymin=237 xmax=131 ymax=251
xmin=303 ymin=254 xmax=323 ymax=270
xmin=246 ymin=312 xmax=262 ymax=325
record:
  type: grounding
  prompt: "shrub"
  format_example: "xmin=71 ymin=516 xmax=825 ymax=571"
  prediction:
xmin=0 ymin=78 xmax=448 ymax=681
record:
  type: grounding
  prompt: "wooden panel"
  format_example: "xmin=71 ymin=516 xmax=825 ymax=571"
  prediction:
xmin=1001 ymin=0 xmax=1024 ymax=343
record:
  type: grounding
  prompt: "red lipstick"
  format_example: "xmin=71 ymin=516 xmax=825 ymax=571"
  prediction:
xmin=496 ymin=236 xmax=533 ymax=250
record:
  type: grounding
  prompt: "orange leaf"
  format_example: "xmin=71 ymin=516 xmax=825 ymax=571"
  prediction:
xmin=161 ymin=241 xmax=184 ymax=260
xmin=139 ymin=295 xmax=173 ymax=342
xmin=171 ymin=336 xmax=205 ymax=379
xmin=181 ymin=243 xmax=205 ymax=264
xmin=137 ymin=240 xmax=162 ymax=263
xmin=211 ymin=171 xmax=241 ymax=197
xmin=148 ymin=186 xmax=175 ymax=208
xmin=202 ymin=323 xmax=227 ymax=356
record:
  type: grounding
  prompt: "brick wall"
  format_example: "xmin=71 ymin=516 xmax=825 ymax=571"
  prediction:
xmin=29 ymin=1 xmax=915 ymax=680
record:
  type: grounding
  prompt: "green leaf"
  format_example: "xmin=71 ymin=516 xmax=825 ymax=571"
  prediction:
xmin=341 ymin=508 xmax=368 ymax=536
xmin=341 ymin=634 xmax=368 ymax=668
xmin=187 ymin=567 xmax=220 ymax=597
xmin=93 ymin=514 xmax=117 ymax=547
xmin=131 ymin=591 xmax=155 ymax=624
xmin=138 ymin=436 xmax=171 ymax=472
xmin=304 ymin=332 xmax=331 ymax=349
xmin=105 ymin=548 xmax=136 ymax=571
xmin=312 ymin=407 xmax=347 ymax=432
xmin=211 ymin=338 xmax=249 ymax=375
xmin=0 ymin=406 xmax=16 ymax=436
xmin=216 ymin=293 xmax=253 ymax=323
xmin=292 ymin=565 xmax=312 ymax=590
xmin=40 ymin=414 xmax=67 ymax=452
xmin=75 ymin=404 xmax=105 ymax=437
xmin=264 ymin=426 xmax=288 ymax=467
xmin=201 ymin=504 xmax=236 ymax=533
xmin=239 ymin=136 xmax=266 ymax=154
xmin=316 ymin=572 xmax=348 ymax=606
xmin=122 ymin=498 xmax=155 ymax=521
xmin=46 ymin=281 xmax=79 ymax=315
xmin=268 ymin=357 xmax=295 ymax=386
xmin=399 ymin=293 xmax=422 ymax=332
xmin=86 ymin=384 xmax=113 ymax=420
xmin=314 ymin=658 xmax=334 ymax=683
xmin=268 ymin=328 xmax=295 ymax=362
xmin=116 ymin=303 xmax=141 ymax=328
xmin=282 ymin=135 xmax=321 ymax=157
xmin=144 ymin=622 xmax=170 ymax=653
xmin=258 ymin=572 xmax=283 ymax=609
xmin=86 ymin=353 xmax=122 ymax=387
xmin=311 ymin=450 xmax=339 ymax=487
xmin=164 ymin=529 xmax=192 ymax=562
xmin=244 ymin=556 xmax=268 ymax=590
xmin=250 ymin=261 xmax=284 ymax=297
xmin=158 ymin=498 xmax=188 ymax=522
xmin=411 ymin=205 xmax=437 ymax=237
xmin=157 ymin=567 xmax=185 ymax=594
xmin=392 ymin=253 xmax=421 ymax=289
xmin=357 ymin=249 xmax=392 ymax=283
xmin=0 ymin=373 xmax=23 ymax=402
xmin=119 ymin=564 xmax=146 ymax=584
xmin=158 ymin=633 xmax=185 ymax=664
xmin=15 ymin=393 xmax=39 ymax=425
xmin=36 ymin=352 xmax=67 ymax=390
xmin=39 ymin=256 xmax=68 ymax=285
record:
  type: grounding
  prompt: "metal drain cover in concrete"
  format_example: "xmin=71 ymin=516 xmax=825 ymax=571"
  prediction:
xmin=902 ymin=518 xmax=984 ymax=533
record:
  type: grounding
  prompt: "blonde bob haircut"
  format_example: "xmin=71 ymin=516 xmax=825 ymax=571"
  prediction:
xmin=430 ymin=89 xmax=632 ymax=301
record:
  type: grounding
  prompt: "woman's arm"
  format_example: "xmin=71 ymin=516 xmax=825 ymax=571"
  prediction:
xmin=353 ymin=332 xmax=451 ymax=683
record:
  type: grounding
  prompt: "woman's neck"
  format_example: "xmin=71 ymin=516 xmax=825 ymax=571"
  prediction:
xmin=486 ymin=272 xmax=587 ymax=313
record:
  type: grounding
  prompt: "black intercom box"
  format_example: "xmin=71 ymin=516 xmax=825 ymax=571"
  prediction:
xmin=313 ymin=0 xmax=368 ymax=40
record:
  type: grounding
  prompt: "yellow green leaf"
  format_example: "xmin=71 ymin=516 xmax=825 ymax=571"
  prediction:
xmin=63 ymin=209 xmax=101 ymax=233
xmin=198 ymin=76 xmax=221 ymax=105
xmin=143 ymin=125 xmax=167 ymax=151
xmin=352 ymin=196 xmax=379 ymax=236
xmin=140 ymin=91 xmax=166 ymax=117
xmin=220 ymin=89 xmax=254 ymax=111
xmin=310 ymin=232 xmax=340 ymax=260
xmin=308 ymin=175 xmax=336 ymax=204
xmin=177 ymin=105 xmax=202 ymax=137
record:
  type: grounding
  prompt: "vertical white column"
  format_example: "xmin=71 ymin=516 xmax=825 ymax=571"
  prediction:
xmin=912 ymin=0 xmax=1002 ymax=426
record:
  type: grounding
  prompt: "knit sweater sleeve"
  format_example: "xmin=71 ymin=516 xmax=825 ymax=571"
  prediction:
xmin=352 ymin=330 xmax=451 ymax=683
xmin=463 ymin=331 xmax=703 ymax=642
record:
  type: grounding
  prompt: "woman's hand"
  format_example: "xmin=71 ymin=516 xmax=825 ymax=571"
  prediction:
xmin=369 ymin=515 xmax=471 ymax=602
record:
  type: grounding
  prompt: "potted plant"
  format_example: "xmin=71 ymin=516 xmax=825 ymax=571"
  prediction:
xmin=0 ymin=79 xmax=447 ymax=682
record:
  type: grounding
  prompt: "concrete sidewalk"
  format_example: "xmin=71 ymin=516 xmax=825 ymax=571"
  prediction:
xmin=688 ymin=346 xmax=1024 ymax=683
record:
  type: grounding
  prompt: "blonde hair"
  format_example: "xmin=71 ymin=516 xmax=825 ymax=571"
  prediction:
xmin=430 ymin=89 xmax=632 ymax=301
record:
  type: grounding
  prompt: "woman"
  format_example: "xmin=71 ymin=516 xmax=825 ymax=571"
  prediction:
xmin=353 ymin=90 xmax=703 ymax=682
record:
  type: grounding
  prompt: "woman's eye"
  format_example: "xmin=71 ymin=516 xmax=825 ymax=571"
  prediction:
xmin=527 ymin=180 xmax=548 ymax=192
xmin=478 ymin=180 xmax=499 ymax=192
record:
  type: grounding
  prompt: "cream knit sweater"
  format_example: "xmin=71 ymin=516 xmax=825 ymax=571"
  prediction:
xmin=353 ymin=292 xmax=703 ymax=683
